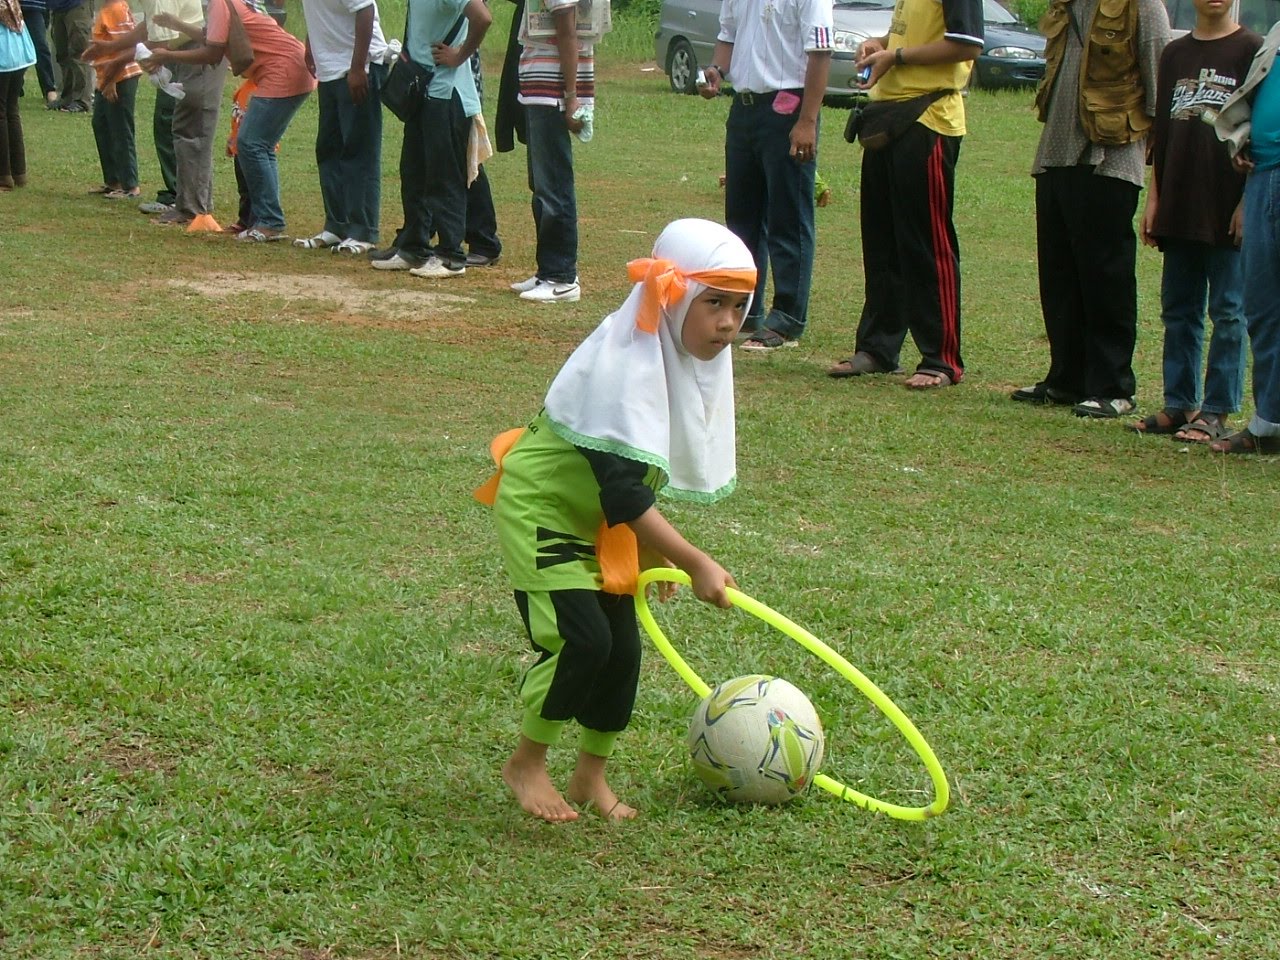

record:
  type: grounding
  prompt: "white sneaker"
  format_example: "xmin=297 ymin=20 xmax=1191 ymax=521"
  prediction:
xmin=409 ymin=256 xmax=466 ymax=279
xmin=510 ymin=275 xmax=542 ymax=293
xmin=370 ymin=253 xmax=421 ymax=271
xmin=520 ymin=280 xmax=581 ymax=303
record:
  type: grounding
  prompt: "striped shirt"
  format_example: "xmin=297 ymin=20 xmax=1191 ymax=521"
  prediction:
xmin=518 ymin=0 xmax=594 ymax=107
xmin=92 ymin=0 xmax=143 ymax=88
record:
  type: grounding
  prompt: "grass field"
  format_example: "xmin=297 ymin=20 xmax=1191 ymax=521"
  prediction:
xmin=3 ymin=9 xmax=1280 ymax=959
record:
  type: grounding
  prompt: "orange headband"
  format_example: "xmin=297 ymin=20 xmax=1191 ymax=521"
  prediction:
xmin=626 ymin=258 xmax=758 ymax=335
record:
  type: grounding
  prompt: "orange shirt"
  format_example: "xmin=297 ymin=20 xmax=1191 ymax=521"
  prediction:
xmin=205 ymin=0 xmax=316 ymax=100
xmin=91 ymin=0 xmax=142 ymax=90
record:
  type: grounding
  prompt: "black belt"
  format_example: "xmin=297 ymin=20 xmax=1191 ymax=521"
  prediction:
xmin=734 ymin=89 xmax=803 ymax=106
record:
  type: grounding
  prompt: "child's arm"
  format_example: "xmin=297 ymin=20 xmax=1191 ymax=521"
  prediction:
xmin=1140 ymin=169 xmax=1158 ymax=248
xmin=150 ymin=12 xmax=205 ymax=42
xmin=628 ymin=507 xmax=735 ymax=609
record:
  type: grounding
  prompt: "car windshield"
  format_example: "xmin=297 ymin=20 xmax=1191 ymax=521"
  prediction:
xmin=834 ymin=0 xmax=896 ymax=9
xmin=983 ymin=0 xmax=1019 ymax=23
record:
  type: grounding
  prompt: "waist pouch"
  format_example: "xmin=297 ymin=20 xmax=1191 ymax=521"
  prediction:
xmin=844 ymin=89 xmax=954 ymax=150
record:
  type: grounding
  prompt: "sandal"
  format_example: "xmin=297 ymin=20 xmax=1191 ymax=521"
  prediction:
xmin=1209 ymin=429 xmax=1280 ymax=455
xmin=1130 ymin=408 xmax=1195 ymax=435
xmin=904 ymin=369 xmax=953 ymax=389
xmin=1174 ymin=414 xmax=1230 ymax=444
xmin=827 ymin=351 xmax=902 ymax=378
xmin=739 ymin=331 xmax=798 ymax=353
xmin=333 ymin=238 xmax=375 ymax=256
xmin=238 ymin=227 xmax=287 ymax=243
xmin=293 ymin=230 xmax=341 ymax=249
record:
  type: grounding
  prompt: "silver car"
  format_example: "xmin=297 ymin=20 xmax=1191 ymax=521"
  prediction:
xmin=654 ymin=0 xmax=895 ymax=104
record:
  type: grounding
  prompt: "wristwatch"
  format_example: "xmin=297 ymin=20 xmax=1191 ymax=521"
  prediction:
xmin=895 ymin=47 xmax=905 ymax=66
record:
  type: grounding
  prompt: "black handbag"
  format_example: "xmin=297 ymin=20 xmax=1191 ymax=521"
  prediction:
xmin=382 ymin=11 xmax=467 ymax=123
xmin=844 ymin=89 xmax=955 ymax=150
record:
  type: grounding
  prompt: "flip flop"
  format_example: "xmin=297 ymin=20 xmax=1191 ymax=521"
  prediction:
xmin=827 ymin=352 xmax=902 ymax=378
xmin=904 ymin=370 xmax=953 ymax=390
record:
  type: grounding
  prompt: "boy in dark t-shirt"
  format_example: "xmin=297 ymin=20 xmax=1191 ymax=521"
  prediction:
xmin=1134 ymin=0 xmax=1262 ymax=442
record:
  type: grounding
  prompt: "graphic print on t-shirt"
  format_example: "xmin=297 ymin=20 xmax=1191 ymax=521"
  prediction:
xmin=1169 ymin=67 xmax=1239 ymax=123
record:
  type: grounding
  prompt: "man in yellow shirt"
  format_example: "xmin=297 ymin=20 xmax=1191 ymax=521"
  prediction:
xmin=827 ymin=0 xmax=982 ymax=389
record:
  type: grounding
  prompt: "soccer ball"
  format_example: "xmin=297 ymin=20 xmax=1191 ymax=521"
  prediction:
xmin=687 ymin=674 xmax=825 ymax=805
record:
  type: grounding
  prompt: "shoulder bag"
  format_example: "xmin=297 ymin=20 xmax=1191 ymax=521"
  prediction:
xmin=844 ymin=89 xmax=956 ymax=151
xmin=223 ymin=0 xmax=256 ymax=77
xmin=382 ymin=9 xmax=467 ymax=123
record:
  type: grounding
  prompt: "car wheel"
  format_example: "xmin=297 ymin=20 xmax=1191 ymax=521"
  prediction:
xmin=667 ymin=39 xmax=698 ymax=95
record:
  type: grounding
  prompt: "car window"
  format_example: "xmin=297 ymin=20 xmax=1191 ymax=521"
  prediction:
xmin=834 ymin=0 xmax=897 ymax=9
xmin=983 ymin=0 xmax=1019 ymax=24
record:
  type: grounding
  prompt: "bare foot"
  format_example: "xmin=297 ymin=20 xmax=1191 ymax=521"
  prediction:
xmin=568 ymin=773 xmax=637 ymax=824
xmin=502 ymin=751 xmax=578 ymax=823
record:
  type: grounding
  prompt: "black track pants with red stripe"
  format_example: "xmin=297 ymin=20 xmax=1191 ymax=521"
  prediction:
xmin=854 ymin=123 xmax=965 ymax=383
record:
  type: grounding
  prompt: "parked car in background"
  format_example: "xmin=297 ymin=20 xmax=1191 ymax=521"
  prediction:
xmin=655 ymin=0 xmax=1047 ymax=101
xmin=654 ymin=0 xmax=895 ymax=104
xmin=973 ymin=0 xmax=1046 ymax=89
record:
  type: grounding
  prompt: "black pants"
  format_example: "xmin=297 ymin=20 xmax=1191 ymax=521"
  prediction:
xmin=855 ymin=123 xmax=965 ymax=381
xmin=398 ymin=90 xmax=469 ymax=266
xmin=1034 ymin=165 xmax=1140 ymax=400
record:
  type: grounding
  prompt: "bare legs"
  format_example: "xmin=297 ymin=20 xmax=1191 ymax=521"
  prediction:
xmin=503 ymin=736 xmax=636 ymax=823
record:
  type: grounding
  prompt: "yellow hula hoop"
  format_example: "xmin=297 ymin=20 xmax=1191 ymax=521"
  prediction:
xmin=635 ymin=568 xmax=950 ymax=820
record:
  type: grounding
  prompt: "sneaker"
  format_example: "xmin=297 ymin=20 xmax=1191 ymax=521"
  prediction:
xmin=739 ymin=331 xmax=797 ymax=352
xmin=333 ymin=238 xmax=375 ymax=256
xmin=466 ymin=251 xmax=500 ymax=267
xmin=409 ymin=256 xmax=466 ymax=279
xmin=370 ymin=251 xmax=424 ymax=271
xmin=139 ymin=200 xmax=174 ymax=215
xmin=510 ymin=275 xmax=542 ymax=293
xmin=57 ymin=101 xmax=88 ymax=114
xmin=520 ymin=280 xmax=581 ymax=303
xmin=1073 ymin=397 xmax=1136 ymax=419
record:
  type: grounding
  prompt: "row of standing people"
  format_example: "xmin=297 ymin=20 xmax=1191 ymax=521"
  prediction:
xmin=697 ymin=0 xmax=1280 ymax=456
xmin=72 ymin=0 xmax=588 ymax=303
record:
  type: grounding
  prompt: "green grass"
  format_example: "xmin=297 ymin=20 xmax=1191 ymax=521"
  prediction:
xmin=3 ymin=15 xmax=1280 ymax=960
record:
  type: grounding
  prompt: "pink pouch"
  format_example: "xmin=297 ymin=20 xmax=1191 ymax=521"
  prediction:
xmin=772 ymin=91 xmax=801 ymax=115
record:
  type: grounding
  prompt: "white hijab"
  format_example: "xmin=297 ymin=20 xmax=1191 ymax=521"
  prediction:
xmin=543 ymin=219 xmax=757 ymax=503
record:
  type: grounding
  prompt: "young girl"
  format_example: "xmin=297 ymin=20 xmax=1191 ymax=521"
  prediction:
xmin=476 ymin=218 xmax=757 ymax=823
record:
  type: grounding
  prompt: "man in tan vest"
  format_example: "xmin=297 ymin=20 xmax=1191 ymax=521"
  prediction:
xmin=1012 ymin=0 xmax=1169 ymax=419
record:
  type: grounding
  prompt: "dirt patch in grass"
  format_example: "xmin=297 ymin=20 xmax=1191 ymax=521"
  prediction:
xmin=167 ymin=272 xmax=475 ymax=331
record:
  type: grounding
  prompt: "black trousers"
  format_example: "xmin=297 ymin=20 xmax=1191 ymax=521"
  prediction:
xmin=398 ymin=90 xmax=469 ymax=266
xmin=855 ymin=122 xmax=965 ymax=382
xmin=1034 ymin=165 xmax=1140 ymax=400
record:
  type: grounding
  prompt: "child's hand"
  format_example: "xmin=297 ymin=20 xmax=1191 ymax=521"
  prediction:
xmin=687 ymin=555 xmax=736 ymax=609
xmin=103 ymin=82 xmax=119 ymax=104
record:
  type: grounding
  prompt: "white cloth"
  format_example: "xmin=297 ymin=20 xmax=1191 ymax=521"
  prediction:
xmin=300 ymin=0 xmax=388 ymax=83
xmin=718 ymin=0 xmax=834 ymax=94
xmin=543 ymin=219 xmax=755 ymax=502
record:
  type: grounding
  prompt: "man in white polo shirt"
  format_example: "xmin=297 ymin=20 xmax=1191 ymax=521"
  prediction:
xmin=698 ymin=0 xmax=833 ymax=351
xmin=298 ymin=0 xmax=389 ymax=254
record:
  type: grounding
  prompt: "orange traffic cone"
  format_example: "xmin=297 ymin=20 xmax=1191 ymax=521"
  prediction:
xmin=186 ymin=213 xmax=222 ymax=233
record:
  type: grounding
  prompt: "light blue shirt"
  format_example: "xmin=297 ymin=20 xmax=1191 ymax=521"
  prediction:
xmin=406 ymin=0 xmax=479 ymax=115
xmin=1251 ymin=62 xmax=1280 ymax=171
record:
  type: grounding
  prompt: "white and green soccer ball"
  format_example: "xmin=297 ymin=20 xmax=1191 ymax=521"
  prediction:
xmin=687 ymin=674 xmax=825 ymax=805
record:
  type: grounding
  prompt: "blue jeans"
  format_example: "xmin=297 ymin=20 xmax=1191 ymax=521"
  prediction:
xmin=315 ymin=66 xmax=384 ymax=243
xmin=19 ymin=5 xmax=56 ymax=96
xmin=524 ymin=103 xmax=577 ymax=283
xmin=1242 ymin=165 xmax=1280 ymax=436
xmin=1159 ymin=239 xmax=1246 ymax=416
xmin=238 ymin=91 xmax=310 ymax=231
xmin=724 ymin=92 xmax=817 ymax=341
